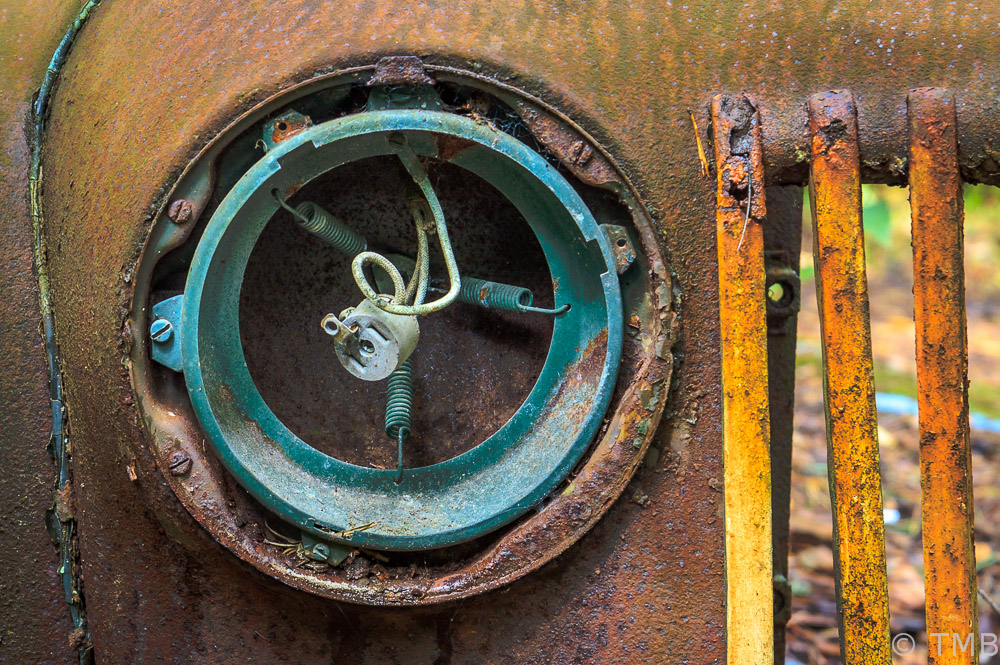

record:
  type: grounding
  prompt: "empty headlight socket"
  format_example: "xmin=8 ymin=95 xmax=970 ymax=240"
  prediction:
xmin=130 ymin=58 xmax=676 ymax=605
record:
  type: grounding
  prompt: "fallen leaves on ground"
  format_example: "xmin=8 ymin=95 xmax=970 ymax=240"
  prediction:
xmin=785 ymin=271 xmax=1000 ymax=664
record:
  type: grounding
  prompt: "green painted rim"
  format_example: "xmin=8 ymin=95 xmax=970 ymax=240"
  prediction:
xmin=181 ymin=110 xmax=623 ymax=550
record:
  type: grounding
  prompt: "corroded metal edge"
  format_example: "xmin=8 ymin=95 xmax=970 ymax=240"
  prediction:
xmin=807 ymin=90 xmax=891 ymax=665
xmin=41 ymin=2 xmax=1000 ymax=659
xmin=908 ymin=87 xmax=979 ymax=664
xmin=27 ymin=1 xmax=104 ymax=661
xmin=710 ymin=93 xmax=774 ymax=665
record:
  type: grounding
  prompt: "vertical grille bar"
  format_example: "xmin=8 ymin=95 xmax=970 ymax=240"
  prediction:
xmin=807 ymin=90 xmax=892 ymax=665
xmin=710 ymin=93 xmax=774 ymax=665
xmin=908 ymin=87 xmax=979 ymax=664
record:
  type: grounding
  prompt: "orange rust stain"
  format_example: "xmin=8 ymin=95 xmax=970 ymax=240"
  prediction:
xmin=726 ymin=159 xmax=748 ymax=186
xmin=807 ymin=90 xmax=891 ymax=665
xmin=908 ymin=87 xmax=978 ymax=665
xmin=435 ymin=133 xmax=477 ymax=163
xmin=270 ymin=115 xmax=312 ymax=144
xmin=711 ymin=94 xmax=773 ymax=665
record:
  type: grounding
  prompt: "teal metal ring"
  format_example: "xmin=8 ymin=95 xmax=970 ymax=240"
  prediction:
xmin=180 ymin=110 xmax=623 ymax=551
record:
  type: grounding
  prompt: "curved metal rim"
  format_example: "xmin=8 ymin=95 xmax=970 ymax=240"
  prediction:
xmin=180 ymin=109 xmax=624 ymax=550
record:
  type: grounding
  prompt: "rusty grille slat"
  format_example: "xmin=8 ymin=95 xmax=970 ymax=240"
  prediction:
xmin=908 ymin=87 xmax=979 ymax=664
xmin=806 ymin=90 xmax=892 ymax=665
xmin=711 ymin=93 xmax=775 ymax=665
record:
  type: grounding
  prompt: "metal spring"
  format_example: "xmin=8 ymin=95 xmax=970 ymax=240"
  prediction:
xmin=293 ymin=201 xmax=368 ymax=257
xmin=459 ymin=277 xmax=533 ymax=312
xmin=384 ymin=358 xmax=413 ymax=440
xmin=384 ymin=358 xmax=414 ymax=482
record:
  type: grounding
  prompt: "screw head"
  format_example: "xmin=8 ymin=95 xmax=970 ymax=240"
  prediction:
xmin=167 ymin=451 xmax=192 ymax=476
xmin=312 ymin=543 xmax=331 ymax=560
xmin=149 ymin=318 xmax=173 ymax=343
xmin=167 ymin=199 xmax=193 ymax=224
xmin=570 ymin=140 xmax=593 ymax=166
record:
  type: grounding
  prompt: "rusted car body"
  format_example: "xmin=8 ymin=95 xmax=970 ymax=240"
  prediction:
xmin=1 ymin=1 xmax=997 ymax=663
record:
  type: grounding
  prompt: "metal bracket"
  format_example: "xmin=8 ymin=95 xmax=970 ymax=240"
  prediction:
xmin=600 ymin=224 xmax=636 ymax=274
xmin=149 ymin=295 xmax=184 ymax=371
xmin=300 ymin=532 xmax=352 ymax=565
xmin=176 ymin=109 xmax=623 ymax=552
xmin=262 ymin=110 xmax=313 ymax=151
xmin=368 ymin=55 xmax=436 ymax=87
xmin=764 ymin=251 xmax=801 ymax=336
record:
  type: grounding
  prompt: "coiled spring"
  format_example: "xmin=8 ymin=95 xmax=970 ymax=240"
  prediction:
xmin=459 ymin=277 xmax=532 ymax=312
xmin=273 ymin=192 xmax=368 ymax=258
xmin=384 ymin=358 xmax=414 ymax=483
xmin=457 ymin=277 xmax=571 ymax=315
xmin=293 ymin=201 xmax=368 ymax=257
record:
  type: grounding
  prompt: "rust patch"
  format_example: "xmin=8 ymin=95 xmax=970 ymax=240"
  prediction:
xmin=711 ymin=93 xmax=774 ymax=665
xmin=808 ymin=89 xmax=892 ymax=665
xmin=67 ymin=626 xmax=89 ymax=650
xmin=369 ymin=55 xmax=435 ymax=86
xmin=514 ymin=101 xmax=618 ymax=187
xmin=908 ymin=87 xmax=978 ymax=664
xmin=270 ymin=113 xmax=313 ymax=145
xmin=712 ymin=94 xmax=766 ymax=221
xmin=435 ymin=133 xmax=477 ymax=163
xmin=54 ymin=483 xmax=76 ymax=522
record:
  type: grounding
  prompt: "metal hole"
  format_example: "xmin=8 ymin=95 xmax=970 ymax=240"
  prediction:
xmin=768 ymin=281 xmax=794 ymax=308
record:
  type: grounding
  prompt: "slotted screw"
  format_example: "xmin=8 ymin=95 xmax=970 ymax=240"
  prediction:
xmin=167 ymin=451 xmax=192 ymax=476
xmin=167 ymin=199 xmax=193 ymax=224
xmin=150 ymin=318 xmax=173 ymax=344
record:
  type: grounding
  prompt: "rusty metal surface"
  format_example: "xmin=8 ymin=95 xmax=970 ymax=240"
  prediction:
xmin=710 ymin=93 xmax=774 ymax=665
xmin=127 ymin=77 xmax=674 ymax=604
xmin=0 ymin=1 xmax=93 ymax=662
xmin=370 ymin=55 xmax=437 ymax=87
xmin=807 ymin=90 xmax=891 ymax=665
xmin=908 ymin=87 xmax=979 ymax=664
xmin=40 ymin=5 xmax=694 ymax=661
xmin=17 ymin=0 xmax=1000 ymax=663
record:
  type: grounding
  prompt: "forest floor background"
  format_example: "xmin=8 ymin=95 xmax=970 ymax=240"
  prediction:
xmin=785 ymin=184 xmax=1000 ymax=664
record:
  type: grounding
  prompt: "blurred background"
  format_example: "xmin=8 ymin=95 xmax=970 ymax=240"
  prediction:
xmin=786 ymin=185 xmax=1000 ymax=664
